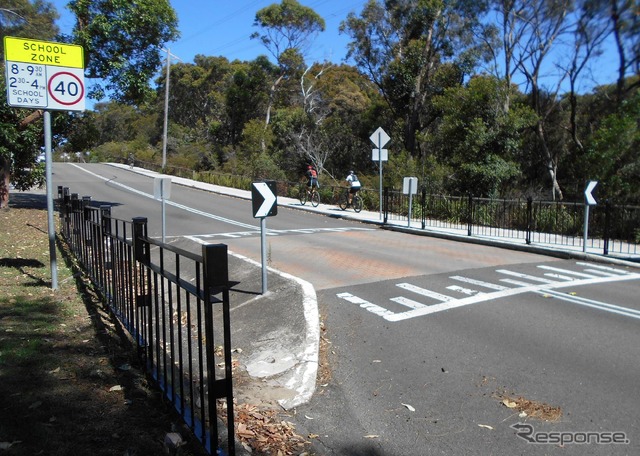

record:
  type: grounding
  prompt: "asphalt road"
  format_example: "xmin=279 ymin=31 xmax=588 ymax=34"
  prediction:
xmin=54 ymin=163 xmax=640 ymax=455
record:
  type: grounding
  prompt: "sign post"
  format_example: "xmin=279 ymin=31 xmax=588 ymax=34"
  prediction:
xmin=154 ymin=177 xmax=172 ymax=243
xmin=583 ymin=180 xmax=598 ymax=253
xmin=4 ymin=37 xmax=85 ymax=290
xmin=370 ymin=127 xmax=390 ymax=221
xmin=403 ymin=177 xmax=418 ymax=228
xmin=251 ymin=181 xmax=278 ymax=294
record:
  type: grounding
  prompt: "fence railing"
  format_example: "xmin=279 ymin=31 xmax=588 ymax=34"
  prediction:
xmin=383 ymin=188 xmax=640 ymax=257
xmin=58 ymin=187 xmax=235 ymax=456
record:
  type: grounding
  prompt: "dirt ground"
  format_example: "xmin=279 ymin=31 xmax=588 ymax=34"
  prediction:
xmin=0 ymin=199 xmax=314 ymax=456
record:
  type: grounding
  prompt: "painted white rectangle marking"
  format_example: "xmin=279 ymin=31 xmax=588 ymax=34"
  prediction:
xmin=336 ymin=292 xmax=396 ymax=318
xmin=447 ymin=285 xmax=481 ymax=296
xmin=543 ymin=273 xmax=575 ymax=281
xmin=450 ymin=276 xmax=509 ymax=291
xmin=396 ymin=283 xmax=454 ymax=302
xmin=575 ymin=262 xmax=631 ymax=275
xmin=537 ymin=265 xmax=598 ymax=279
xmin=496 ymin=269 xmax=557 ymax=284
xmin=390 ymin=297 xmax=427 ymax=310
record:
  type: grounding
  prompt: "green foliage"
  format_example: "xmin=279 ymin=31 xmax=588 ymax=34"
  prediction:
xmin=68 ymin=0 xmax=179 ymax=104
xmin=587 ymin=91 xmax=640 ymax=203
xmin=251 ymin=0 xmax=325 ymax=64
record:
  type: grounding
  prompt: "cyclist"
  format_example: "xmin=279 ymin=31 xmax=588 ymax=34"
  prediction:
xmin=306 ymin=165 xmax=319 ymax=194
xmin=345 ymin=170 xmax=361 ymax=205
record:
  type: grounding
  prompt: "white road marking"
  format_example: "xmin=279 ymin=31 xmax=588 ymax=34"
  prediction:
xmin=337 ymin=292 xmax=396 ymax=318
xmin=496 ymin=269 xmax=557 ymax=284
xmin=543 ymin=273 xmax=576 ymax=281
xmin=339 ymin=271 xmax=640 ymax=322
xmin=390 ymin=297 xmax=427 ymax=310
xmin=535 ymin=289 xmax=640 ymax=320
xmin=449 ymin=276 xmax=509 ymax=291
xmin=583 ymin=269 xmax=618 ymax=277
xmin=536 ymin=265 xmax=598 ymax=279
xmin=575 ymin=262 xmax=632 ymax=275
xmin=396 ymin=283 xmax=454 ymax=302
xmin=446 ymin=285 xmax=481 ymax=296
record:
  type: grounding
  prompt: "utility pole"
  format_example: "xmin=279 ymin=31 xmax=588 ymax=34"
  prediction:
xmin=161 ymin=48 xmax=182 ymax=170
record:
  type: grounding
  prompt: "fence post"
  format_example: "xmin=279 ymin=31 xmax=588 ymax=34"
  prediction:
xmin=526 ymin=197 xmax=533 ymax=245
xmin=603 ymin=200 xmax=610 ymax=255
xmin=202 ymin=243 xmax=234 ymax=455
xmin=421 ymin=186 xmax=426 ymax=230
xmin=383 ymin=187 xmax=389 ymax=224
xmin=467 ymin=193 xmax=473 ymax=236
xmin=132 ymin=217 xmax=151 ymax=363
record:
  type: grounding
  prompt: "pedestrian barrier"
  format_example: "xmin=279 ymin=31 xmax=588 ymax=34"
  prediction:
xmin=383 ymin=188 xmax=640 ymax=256
xmin=58 ymin=187 xmax=235 ymax=456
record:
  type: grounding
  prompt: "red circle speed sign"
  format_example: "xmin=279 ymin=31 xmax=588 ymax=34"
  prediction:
xmin=47 ymin=71 xmax=85 ymax=106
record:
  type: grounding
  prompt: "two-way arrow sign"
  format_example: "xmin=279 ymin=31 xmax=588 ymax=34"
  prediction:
xmin=252 ymin=181 xmax=278 ymax=218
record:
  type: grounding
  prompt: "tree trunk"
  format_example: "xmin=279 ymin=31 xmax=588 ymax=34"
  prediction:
xmin=0 ymin=155 xmax=10 ymax=209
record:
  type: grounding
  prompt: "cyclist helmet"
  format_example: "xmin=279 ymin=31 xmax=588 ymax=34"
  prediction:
xmin=349 ymin=170 xmax=354 ymax=174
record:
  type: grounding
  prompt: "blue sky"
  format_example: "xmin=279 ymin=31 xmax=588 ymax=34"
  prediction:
xmin=51 ymin=0 xmax=368 ymax=66
xmin=49 ymin=0 xmax=619 ymax=95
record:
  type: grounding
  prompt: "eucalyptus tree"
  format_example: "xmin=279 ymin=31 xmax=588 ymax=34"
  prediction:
xmin=341 ymin=0 xmax=496 ymax=156
xmin=251 ymin=0 xmax=325 ymax=135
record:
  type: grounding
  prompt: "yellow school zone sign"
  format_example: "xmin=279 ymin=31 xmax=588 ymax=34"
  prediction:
xmin=4 ymin=36 xmax=84 ymax=68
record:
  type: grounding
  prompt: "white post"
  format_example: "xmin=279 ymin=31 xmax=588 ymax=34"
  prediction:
xmin=260 ymin=217 xmax=267 ymax=294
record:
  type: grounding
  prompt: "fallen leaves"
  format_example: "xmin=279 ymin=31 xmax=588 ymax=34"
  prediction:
xmin=497 ymin=394 xmax=562 ymax=422
xmin=230 ymin=403 xmax=310 ymax=455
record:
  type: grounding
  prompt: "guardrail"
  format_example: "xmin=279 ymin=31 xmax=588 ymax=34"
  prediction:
xmin=58 ymin=187 xmax=236 ymax=455
xmin=383 ymin=188 xmax=640 ymax=257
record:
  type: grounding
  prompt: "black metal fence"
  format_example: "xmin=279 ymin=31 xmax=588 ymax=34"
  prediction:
xmin=58 ymin=187 xmax=235 ymax=456
xmin=383 ymin=188 xmax=640 ymax=256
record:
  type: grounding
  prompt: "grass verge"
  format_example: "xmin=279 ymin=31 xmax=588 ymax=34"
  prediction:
xmin=0 ymin=204 xmax=206 ymax=456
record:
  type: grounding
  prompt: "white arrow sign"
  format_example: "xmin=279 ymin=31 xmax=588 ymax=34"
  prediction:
xmin=584 ymin=180 xmax=598 ymax=205
xmin=252 ymin=181 xmax=277 ymax=218
xmin=370 ymin=127 xmax=390 ymax=149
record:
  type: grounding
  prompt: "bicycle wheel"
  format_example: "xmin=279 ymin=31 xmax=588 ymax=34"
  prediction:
xmin=338 ymin=192 xmax=348 ymax=210
xmin=311 ymin=190 xmax=320 ymax=207
xmin=299 ymin=186 xmax=307 ymax=205
xmin=353 ymin=195 xmax=363 ymax=213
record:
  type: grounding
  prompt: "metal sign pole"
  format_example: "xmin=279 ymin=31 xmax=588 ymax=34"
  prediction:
xmin=379 ymin=140 xmax=383 ymax=221
xmin=260 ymin=217 xmax=267 ymax=294
xmin=583 ymin=204 xmax=590 ymax=253
xmin=44 ymin=111 xmax=58 ymax=289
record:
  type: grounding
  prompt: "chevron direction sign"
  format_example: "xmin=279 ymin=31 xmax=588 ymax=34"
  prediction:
xmin=252 ymin=180 xmax=278 ymax=218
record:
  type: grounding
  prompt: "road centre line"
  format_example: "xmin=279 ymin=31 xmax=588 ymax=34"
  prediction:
xmin=533 ymin=288 xmax=640 ymax=320
xmin=384 ymin=273 xmax=640 ymax=322
xmin=70 ymin=164 xmax=257 ymax=230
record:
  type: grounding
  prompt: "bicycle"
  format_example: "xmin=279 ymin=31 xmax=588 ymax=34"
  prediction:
xmin=339 ymin=189 xmax=362 ymax=213
xmin=299 ymin=184 xmax=320 ymax=207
